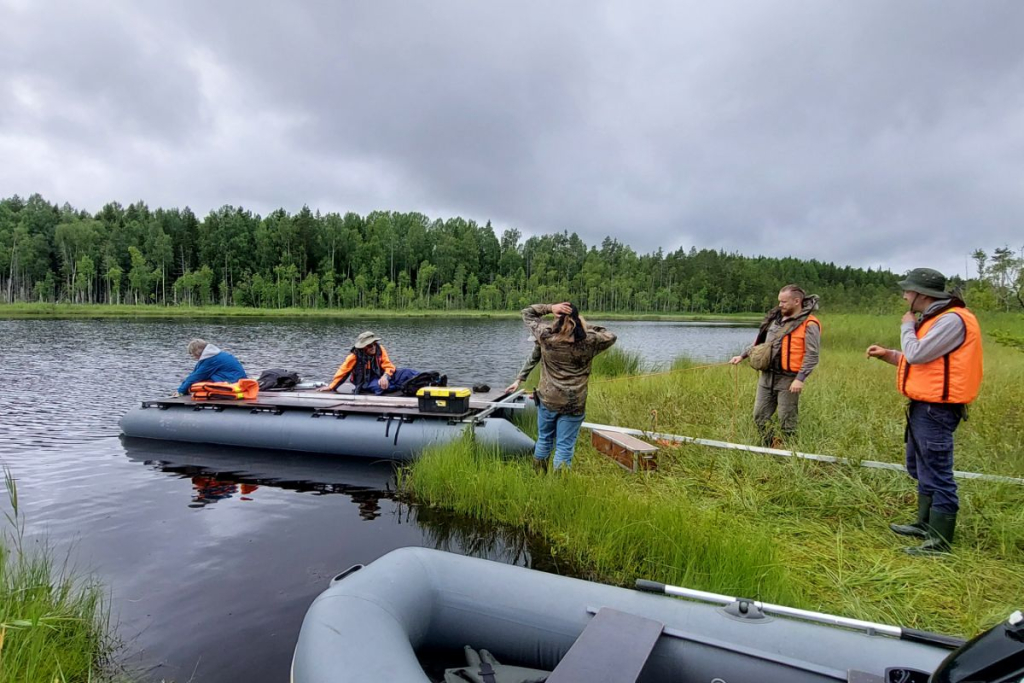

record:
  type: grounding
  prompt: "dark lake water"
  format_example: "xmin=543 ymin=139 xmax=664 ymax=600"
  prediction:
xmin=0 ymin=316 xmax=753 ymax=682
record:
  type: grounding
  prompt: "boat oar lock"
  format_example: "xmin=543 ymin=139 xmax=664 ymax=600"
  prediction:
xmin=635 ymin=580 xmax=966 ymax=650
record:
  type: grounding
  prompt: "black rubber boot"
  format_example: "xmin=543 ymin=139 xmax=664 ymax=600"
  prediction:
xmin=889 ymin=494 xmax=932 ymax=539
xmin=904 ymin=510 xmax=956 ymax=556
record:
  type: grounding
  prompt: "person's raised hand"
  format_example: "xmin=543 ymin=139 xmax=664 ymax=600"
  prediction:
xmin=551 ymin=302 xmax=572 ymax=316
xmin=866 ymin=345 xmax=888 ymax=360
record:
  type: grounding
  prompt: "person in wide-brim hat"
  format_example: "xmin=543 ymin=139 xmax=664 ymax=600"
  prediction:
xmin=865 ymin=267 xmax=983 ymax=557
xmin=318 ymin=331 xmax=424 ymax=396
xmin=897 ymin=267 xmax=953 ymax=300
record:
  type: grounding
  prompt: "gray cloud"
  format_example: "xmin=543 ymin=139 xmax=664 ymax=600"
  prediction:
xmin=2 ymin=0 xmax=1023 ymax=278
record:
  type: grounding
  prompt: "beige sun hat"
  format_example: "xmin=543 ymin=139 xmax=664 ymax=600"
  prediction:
xmin=353 ymin=331 xmax=382 ymax=349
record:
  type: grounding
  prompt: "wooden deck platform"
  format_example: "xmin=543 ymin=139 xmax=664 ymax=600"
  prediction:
xmin=143 ymin=387 xmax=521 ymax=420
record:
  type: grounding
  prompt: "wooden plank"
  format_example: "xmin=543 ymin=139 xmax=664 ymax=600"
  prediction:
xmin=591 ymin=430 xmax=658 ymax=472
xmin=593 ymin=429 xmax=658 ymax=453
xmin=545 ymin=608 xmax=663 ymax=683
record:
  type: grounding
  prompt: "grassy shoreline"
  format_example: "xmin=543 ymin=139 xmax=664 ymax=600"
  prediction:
xmin=0 ymin=302 xmax=760 ymax=324
xmin=404 ymin=312 xmax=1024 ymax=637
xmin=0 ymin=471 xmax=119 ymax=682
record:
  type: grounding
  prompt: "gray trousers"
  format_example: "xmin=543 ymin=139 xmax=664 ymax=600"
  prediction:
xmin=753 ymin=372 xmax=800 ymax=444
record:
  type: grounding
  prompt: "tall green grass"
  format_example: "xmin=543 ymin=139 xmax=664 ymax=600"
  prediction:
xmin=591 ymin=347 xmax=643 ymax=378
xmin=404 ymin=437 xmax=794 ymax=603
xmin=0 ymin=469 xmax=117 ymax=683
xmin=406 ymin=312 xmax=1024 ymax=637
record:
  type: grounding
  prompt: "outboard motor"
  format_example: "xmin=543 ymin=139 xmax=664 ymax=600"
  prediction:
xmin=929 ymin=609 xmax=1024 ymax=683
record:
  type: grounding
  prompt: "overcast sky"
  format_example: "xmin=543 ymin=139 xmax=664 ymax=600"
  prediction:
xmin=2 ymin=1 xmax=1023 ymax=278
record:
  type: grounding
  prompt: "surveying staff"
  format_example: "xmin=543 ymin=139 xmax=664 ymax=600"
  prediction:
xmin=866 ymin=268 xmax=983 ymax=556
xmin=730 ymin=285 xmax=821 ymax=447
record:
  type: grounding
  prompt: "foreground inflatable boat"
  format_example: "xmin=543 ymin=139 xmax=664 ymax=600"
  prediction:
xmin=292 ymin=547 xmax=1023 ymax=683
xmin=119 ymin=388 xmax=535 ymax=460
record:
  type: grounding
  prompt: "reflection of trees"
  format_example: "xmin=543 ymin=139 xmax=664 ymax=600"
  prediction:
xmin=141 ymin=453 xmax=577 ymax=575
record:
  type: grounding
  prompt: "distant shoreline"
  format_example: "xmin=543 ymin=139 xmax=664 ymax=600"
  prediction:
xmin=0 ymin=303 xmax=761 ymax=324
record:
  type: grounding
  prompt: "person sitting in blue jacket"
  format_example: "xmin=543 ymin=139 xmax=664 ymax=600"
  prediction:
xmin=174 ymin=338 xmax=248 ymax=396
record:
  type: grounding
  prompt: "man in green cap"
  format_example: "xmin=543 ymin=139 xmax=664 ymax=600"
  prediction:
xmin=866 ymin=268 xmax=983 ymax=555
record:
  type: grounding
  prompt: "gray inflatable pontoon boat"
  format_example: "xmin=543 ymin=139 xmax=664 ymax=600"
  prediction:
xmin=292 ymin=547 xmax=1023 ymax=683
xmin=119 ymin=388 xmax=535 ymax=461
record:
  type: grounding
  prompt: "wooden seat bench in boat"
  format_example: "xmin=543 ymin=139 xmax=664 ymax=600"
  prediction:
xmin=545 ymin=607 xmax=664 ymax=683
xmin=591 ymin=429 xmax=659 ymax=471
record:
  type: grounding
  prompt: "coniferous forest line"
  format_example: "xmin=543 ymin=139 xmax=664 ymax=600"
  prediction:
xmin=1 ymin=193 xmax=1009 ymax=314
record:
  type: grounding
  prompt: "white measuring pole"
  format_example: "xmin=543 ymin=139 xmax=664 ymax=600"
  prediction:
xmin=582 ymin=422 xmax=1024 ymax=486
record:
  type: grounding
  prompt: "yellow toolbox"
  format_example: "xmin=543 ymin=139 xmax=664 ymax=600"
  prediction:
xmin=416 ymin=386 xmax=471 ymax=414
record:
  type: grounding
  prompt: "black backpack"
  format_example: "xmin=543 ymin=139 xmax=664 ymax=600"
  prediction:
xmin=256 ymin=368 xmax=301 ymax=391
xmin=400 ymin=371 xmax=448 ymax=397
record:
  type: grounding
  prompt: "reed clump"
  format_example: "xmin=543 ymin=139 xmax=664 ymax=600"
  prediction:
xmin=0 ymin=469 xmax=120 ymax=683
xmin=590 ymin=347 xmax=643 ymax=378
xmin=406 ymin=312 xmax=1024 ymax=637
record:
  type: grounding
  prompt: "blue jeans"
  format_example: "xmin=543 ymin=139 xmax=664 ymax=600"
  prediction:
xmin=905 ymin=401 xmax=963 ymax=514
xmin=534 ymin=400 xmax=586 ymax=470
xmin=361 ymin=368 xmax=418 ymax=395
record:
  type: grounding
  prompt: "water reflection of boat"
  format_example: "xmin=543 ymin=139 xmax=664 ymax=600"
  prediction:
xmin=119 ymin=389 xmax=535 ymax=461
xmin=292 ymin=547 xmax=984 ymax=683
xmin=121 ymin=437 xmax=398 ymax=518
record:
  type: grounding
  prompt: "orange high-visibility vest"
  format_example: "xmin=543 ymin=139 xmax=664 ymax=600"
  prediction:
xmin=898 ymin=307 xmax=983 ymax=404
xmin=780 ymin=315 xmax=821 ymax=373
xmin=189 ymin=378 xmax=259 ymax=400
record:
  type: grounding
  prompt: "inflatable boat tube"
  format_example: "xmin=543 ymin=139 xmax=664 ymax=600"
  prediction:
xmin=119 ymin=404 xmax=535 ymax=461
xmin=292 ymin=547 xmax=955 ymax=682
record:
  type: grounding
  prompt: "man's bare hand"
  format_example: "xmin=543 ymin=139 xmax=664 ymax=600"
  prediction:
xmin=729 ymin=355 xmax=744 ymax=365
xmin=865 ymin=345 xmax=888 ymax=360
xmin=505 ymin=380 xmax=521 ymax=393
xmin=316 ymin=385 xmax=334 ymax=392
xmin=901 ymin=311 xmax=916 ymax=325
xmin=789 ymin=379 xmax=804 ymax=394
xmin=379 ymin=375 xmax=390 ymax=390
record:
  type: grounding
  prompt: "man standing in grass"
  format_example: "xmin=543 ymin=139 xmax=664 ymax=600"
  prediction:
xmin=730 ymin=285 xmax=821 ymax=448
xmin=867 ymin=268 xmax=983 ymax=556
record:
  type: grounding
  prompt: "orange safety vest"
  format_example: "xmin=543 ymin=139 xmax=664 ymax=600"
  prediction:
xmin=897 ymin=307 xmax=983 ymax=404
xmin=189 ymin=378 xmax=260 ymax=400
xmin=780 ymin=315 xmax=821 ymax=373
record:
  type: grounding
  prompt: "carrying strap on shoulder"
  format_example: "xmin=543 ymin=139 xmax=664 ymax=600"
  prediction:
xmin=477 ymin=661 xmax=497 ymax=683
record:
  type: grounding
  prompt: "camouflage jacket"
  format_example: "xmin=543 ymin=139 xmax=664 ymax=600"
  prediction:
xmin=521 ymin=304 xmax=617 ymax=415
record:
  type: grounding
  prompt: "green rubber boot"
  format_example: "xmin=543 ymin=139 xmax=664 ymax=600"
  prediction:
xmin=904 ymin=510 xmax=956 ymax=556
xmin=889 ymin=494 xmax=932 ymax=539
